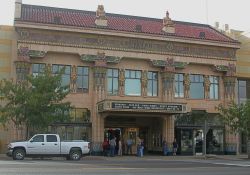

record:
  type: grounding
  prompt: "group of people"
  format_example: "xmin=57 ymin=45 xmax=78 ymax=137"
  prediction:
xmin=102 ymin=137 xmax=178 ymax=157
xmin=162 ymin=138 xmax=178 ymax=156
xmin=102 ymin=137 xmax=122 ymax=157
xmin=102 ymin=137 xmax=144 ymax=157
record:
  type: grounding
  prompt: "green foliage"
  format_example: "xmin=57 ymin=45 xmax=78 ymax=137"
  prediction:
xmin=216 ymin=101 xmax=250 ymax=137
xmin=0 ymin=67 xmax=72 ymax=134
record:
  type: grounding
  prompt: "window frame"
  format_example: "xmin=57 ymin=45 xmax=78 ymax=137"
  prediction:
xmin=209 ymin=76 xmax=219 ymax=100
xmin=190 ymin=74 xmax=204 ymax=99
xmin=52 ymin=64 xmax=71 ymax=87
xmin=174 ymin=73 xmax=184 ymax=98
xmin=147 ymin=71 xmax=158 ymax=97
xmin=125 ymin=69 xmax=142 ymax=96
xmin=76 ymin=66 xmax=89 ymax=93
xmin=107 ymin=68 xmax=119 ymax=96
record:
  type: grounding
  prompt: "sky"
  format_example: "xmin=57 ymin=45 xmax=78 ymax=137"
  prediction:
xmin=1 ymin=0 xmax=249 ymax=34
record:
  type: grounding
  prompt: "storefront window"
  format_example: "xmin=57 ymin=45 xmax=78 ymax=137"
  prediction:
xmin=175 ymin=74 xmax=184 ymax=98
xmin=190 ymin=74 xmax=204 ymax=99
xmin=209 ymin=76 xmax=219 ymax=99
xmin=107 ymin=68 xmax=119 ymax=95
xmin=180 ymin=129 xmax=193 ymax=154
xmin=70 ymin=108 xmax=90 ymax=123
xmin=147 ymin=71 xmax=158 ymax=96
xmin=125 ymin=70 xmax=141 ymax=96
xmin=77 ymin=66 xmax=89 ymax=92
xmin=52 ymin=64 xmax=71 ymax=87
xmin=206 ymin=129 xmax=224 ymax=153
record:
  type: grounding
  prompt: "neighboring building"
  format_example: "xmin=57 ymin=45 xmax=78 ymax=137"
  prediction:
xmin=0 ymin=25 xmax=17 ymax=153
xmin=225 ymin=27 xmax=250 ymax=154
xmin=7 ymin=0 xmax=240 ymax=155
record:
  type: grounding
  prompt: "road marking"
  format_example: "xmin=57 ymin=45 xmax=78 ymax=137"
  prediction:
xmin=212 ymin=162 xmax=250 ymax=167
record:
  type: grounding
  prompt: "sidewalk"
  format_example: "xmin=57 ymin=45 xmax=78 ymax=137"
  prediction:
xmin=0 ymin=153 xmax=248 ymax=161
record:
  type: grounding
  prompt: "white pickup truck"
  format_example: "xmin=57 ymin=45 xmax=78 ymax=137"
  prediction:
xmin=6 ymin=134 xmax=90 ymax=160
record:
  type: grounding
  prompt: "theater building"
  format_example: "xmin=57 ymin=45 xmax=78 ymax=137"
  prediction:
xmin=8 ymin=0 xmax=241 ymax=155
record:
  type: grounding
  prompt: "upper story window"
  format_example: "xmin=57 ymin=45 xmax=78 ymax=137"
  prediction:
xmin=16 ymin=62 xmax=30 ymax=81
xmin=77 ymin=66 xmax=89 ymax=92
xmin=107 ymin=68 xmax=119 ymax=95
xmin=190 ymin=74 xmax=204 ymax=99
xmin=125 ymin=70 xmax=141 ymax=96
xmin=175 ymin=73 xmax=184 ymax=98
xmin=209 ymin=76 xmax=219 ymax=100
xmin=32 ymin=63 xmax=45 ymax=77
xmin=52 ymin=64 xmax=71 ymax=87
xmin=147 ymin=71 xmax=158 ymax=96
xmin=238 ymin=80 xmax=248 ymax=103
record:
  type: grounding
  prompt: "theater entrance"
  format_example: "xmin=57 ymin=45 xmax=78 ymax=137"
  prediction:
xmin=104 ymin=127 xmax=148 ymax=155
xmin=104 ymin=115 xmax=160 ymax=155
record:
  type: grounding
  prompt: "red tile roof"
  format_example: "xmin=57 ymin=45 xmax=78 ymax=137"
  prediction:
xmin=17 ymin=4 xmax=237 ymax=43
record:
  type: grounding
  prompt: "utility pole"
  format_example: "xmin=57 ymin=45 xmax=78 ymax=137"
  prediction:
xmin=203 ymin=119 xmax=207 ymax=157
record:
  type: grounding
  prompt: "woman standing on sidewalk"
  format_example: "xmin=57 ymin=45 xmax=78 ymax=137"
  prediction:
xmin=172 ymin=138 xmax=178 ymax=156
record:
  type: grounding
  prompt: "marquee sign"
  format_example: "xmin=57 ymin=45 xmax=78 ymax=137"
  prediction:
xmin=97 ymin=100 xmax=186 ymax=113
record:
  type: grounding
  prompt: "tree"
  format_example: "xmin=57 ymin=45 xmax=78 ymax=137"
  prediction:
xmin=0 ymin=67 xmax=72 ymax=138
xmin=217 ymin=101 xmax=250 ymax=159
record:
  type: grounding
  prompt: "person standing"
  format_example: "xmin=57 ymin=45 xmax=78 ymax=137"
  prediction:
xmin=109 ymin=137 xmax=116 ymax=157
xmin=172 ymin=138 xmax=178 ymax=156
xmin=102 ymin=138 xmax=109 ymax=156
xmin=139 ymin=139 xmax=144 ymax=157
xmin=126 ymin=138 xmax=132 ymax=155
xmin=162 ymin=138 xmax=168 ymax=156
xmin=118 ymin=139 xmax=122 ymax=156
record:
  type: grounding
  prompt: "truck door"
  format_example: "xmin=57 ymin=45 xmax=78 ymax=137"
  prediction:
xmin=26 ymin=135 xmax=46 ymax=154
xmin=44 ymin=135 xmax=60 ymax=154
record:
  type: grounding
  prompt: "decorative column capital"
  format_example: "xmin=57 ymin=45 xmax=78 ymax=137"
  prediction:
xmin=183 ymin=73 xmax=190 ymax=98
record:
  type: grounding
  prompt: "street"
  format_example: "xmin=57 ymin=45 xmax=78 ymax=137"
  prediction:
xmin=0 ymin=156 xmax=249 ymax=175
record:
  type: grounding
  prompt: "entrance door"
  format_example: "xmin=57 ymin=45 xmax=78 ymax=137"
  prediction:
xmin=123 ymin=128 xmax=138 ymax=154
xmin=194 ymin=129 xmax=203 ymax=155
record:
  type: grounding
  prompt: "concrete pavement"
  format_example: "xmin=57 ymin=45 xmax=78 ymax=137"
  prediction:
xmin=0 ymin=153 xmax=248 ymax=161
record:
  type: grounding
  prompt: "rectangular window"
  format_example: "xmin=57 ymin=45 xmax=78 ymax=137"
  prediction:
xmin=52 ymin=64 xmax=71 ymax=87
xmin=175 ymin=74 xmax=184 ymax=98
xmin=70 ymin=108 xmax=90 ymax=123
xmin=107 ymin=68 xmax=119 ymax=95
xmin=32 ymin=63 xmax=45 ymax=77
xmin=46 ymin=135 xmax=57 ymax=142
xmin=125 ymin=70 xmax=141 ymax=96
xmin=238 ymin=80 xmax=247 ymax=103
xmin=147 ymin=71 xmax=158 ymax=96
xmin=190 ymin=74 xmax=204 ymax=99
xmin=16 ymin=67 xmax=29 ymax=81
xmin=209 ymin=76 xmax=219 ymax=100
xmin=77 ymin=66 xmax=89 ymax=92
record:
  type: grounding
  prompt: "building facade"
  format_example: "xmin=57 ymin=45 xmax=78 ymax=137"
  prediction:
xmin=1 ymin=0 xmax=241 ymax=154
xmin=0 ymin=25 xmax=17 ymax=153
xmin=225 ymin=28 xmax=250 ymax=154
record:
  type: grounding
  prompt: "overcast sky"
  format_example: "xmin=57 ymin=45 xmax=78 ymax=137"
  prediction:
xmin=1 ymin=0 xmax=249 ymax=33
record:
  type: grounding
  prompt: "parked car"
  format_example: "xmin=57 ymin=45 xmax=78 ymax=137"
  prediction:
xmin=6 ymin=134 xmax=90 ymax=160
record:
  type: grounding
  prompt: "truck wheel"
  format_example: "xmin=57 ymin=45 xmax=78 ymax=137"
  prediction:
xmin=13 ymin=149 xmax=25 ymax=160
xmin=69 ymin=150 xmax=81 ymax=160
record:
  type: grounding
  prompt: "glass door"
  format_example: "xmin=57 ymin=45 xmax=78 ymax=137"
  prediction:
xmin=194 ymin=129 xmax=203 ymax=155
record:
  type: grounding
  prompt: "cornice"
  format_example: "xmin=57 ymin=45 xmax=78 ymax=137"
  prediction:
xmin=14 ymin=21 xmax=240 ymax=49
